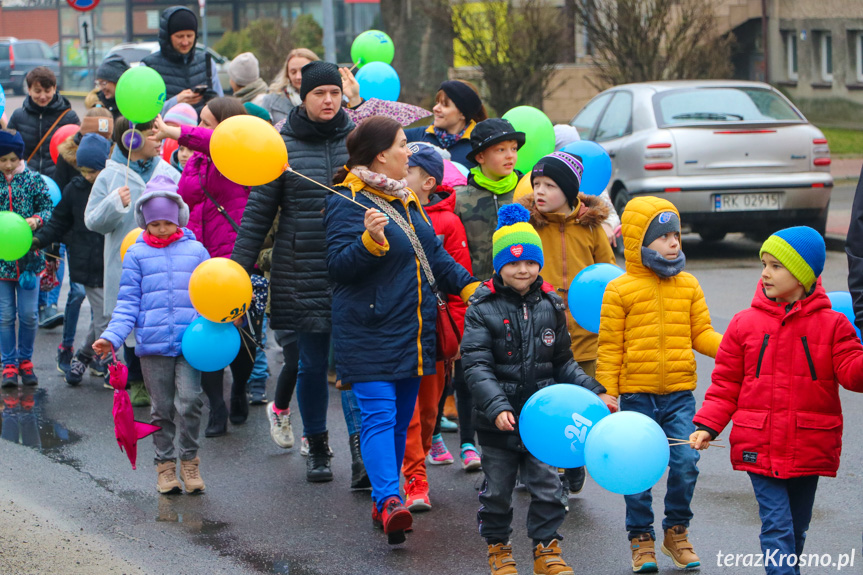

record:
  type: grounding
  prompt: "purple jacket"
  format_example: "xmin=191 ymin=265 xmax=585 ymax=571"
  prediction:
xmin=177 ymin=125 xmax=250 ymax=258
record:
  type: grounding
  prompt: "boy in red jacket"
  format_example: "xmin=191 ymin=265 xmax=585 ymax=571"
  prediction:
xmin=400 ymin=142 xmax=474 ymax=511
xmin=692 ymin=226 xmax=863 ymax=575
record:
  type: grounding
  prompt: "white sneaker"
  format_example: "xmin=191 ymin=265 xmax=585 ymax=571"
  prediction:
xmin=267 ymin=402 xmax=294 ymax=449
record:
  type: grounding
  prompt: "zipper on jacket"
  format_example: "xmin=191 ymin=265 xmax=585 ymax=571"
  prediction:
xmin=657 ymin=279 xmax=666 ymax=394
xmin=523 ymin=302 xmax=528 ymax=320
xmin=504 ymin=319 xmax=513 ymax=342
xmin=7 ymin=181 xmax=20 ymax=279
xmin=560 ymin=222 xmax=568 ymax=291
xmin=755 ymin=334 xmax=769 ymax=378
xmin=801 ymin=336 xmax=817 ymax=381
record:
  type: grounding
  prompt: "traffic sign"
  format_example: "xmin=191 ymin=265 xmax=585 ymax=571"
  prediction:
xmin=78 ymin=13 xmax=94 ymax=47
xmin=67 ymin=0 xmax=100 ymax=12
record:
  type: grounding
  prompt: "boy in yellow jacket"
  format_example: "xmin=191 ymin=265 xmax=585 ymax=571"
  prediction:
xmin=596 ymin=196 xmax=722 ymax=573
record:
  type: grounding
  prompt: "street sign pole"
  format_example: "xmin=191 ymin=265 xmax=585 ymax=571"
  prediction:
xmin=199 ymin=0 xmax=207 ymax=49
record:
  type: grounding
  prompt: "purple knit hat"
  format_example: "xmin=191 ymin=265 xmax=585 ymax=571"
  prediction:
xmin=163 ymin=103 xmax=198 ymax=127
xmin=136 ymin=174 xmax=188 ymax=227
xmin=142 ymin=196 xmax=180 ymax=226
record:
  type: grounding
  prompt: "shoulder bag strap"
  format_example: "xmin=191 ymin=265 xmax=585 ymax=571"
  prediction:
xmin=27 ymin=109 xmax=70 ymax=164
xmin=199 ymin=167 xmax=242 ymax=233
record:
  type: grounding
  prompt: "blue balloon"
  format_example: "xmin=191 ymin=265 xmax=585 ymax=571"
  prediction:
xmin=561 ymin=140 xmax=612 ymax=196
xmin=0 ymin=83 xmax=5 ymax=119
xmin=356 ymin=61 xmax=401 ymax=102
xmin=519 ymin=384 xmax=611 ymax=468
xmin=18 ymin=271 xmax=37 ymax=291
xmin=584 ymin=411 xmax=670 ymax=495
xmin=827 ymin=291 xmax=862 ymax=340
xmin=569 ymin=263 xmax=624 ymax=334
xmin=181 ymin=316 xmax=241 ymax=372
xmin=41 ymin=174 xmax=61 ymax=206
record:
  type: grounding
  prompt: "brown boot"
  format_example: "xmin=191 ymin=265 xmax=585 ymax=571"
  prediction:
xmin=660 ymin=525 xmax=700 ymax=569
xmin=533 ymin=539 xmax=574 ymax=575
xmin=630 ymin=534 xmax=658 ymax=573
xmin=179 ymin=457 xmax=206 ymax=493
xmin=487 ymin=542 xmax=517 ymax=575
xmin=444 ymin=394 xmax=458 ymax=420
xmin=156 ymin=461 xmax=182 ymax=494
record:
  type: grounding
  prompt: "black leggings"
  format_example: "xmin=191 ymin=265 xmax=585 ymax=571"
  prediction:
xmin=273 ymin=329 xmax=300 ymax=411
xmin=200 ymin=345 xmax=255 ymax=412
xmin=449 ymin=359 xmax=476 ymax=445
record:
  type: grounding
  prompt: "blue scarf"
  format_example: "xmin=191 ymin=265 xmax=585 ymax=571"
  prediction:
xmin=434 ymin=125 xmax=466 ymax=149
xmin=640 ymin=247 xmax=686 ymax=278
xmin=110 ymin=146 xmax=158 ymax=183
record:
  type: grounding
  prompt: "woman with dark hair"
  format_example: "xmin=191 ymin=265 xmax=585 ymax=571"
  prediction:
xmin=152 ymin=96 xmax=253 ymax=436
xmin=404 ymin=80 xmax=488 ymax=168
xmin=325 ymin=116 xmax=478 ymax=545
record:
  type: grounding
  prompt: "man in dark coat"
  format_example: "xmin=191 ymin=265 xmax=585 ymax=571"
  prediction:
xmin=142 ymin=6 xmax=223 ymax=115
xmin=232 ymin=62 xmax=356 ymax=483
xmin=845 ymin=163 xmax=863 ymax=334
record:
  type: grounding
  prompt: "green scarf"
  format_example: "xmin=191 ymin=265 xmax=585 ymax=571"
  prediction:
xmin=470 ymin=167 xmax=519 ymax=195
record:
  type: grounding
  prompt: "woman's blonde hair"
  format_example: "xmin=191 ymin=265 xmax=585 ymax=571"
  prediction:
xmin=268 ymin=48 xmax=321 ymax=93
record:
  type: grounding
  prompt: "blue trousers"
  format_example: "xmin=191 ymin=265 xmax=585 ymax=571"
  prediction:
xmin=296 ymin=332 xmax=331 ymax=436
xmin=620 ymin=391 xmax=700 ymax=540
xmin=248 ymin=316 xmax=269 ymax=396
xmin=0 ymin=279 xmax=40 ymax=365
xmin=60 ymin=280 xmax=86 ymax=349
xmin=352 ymin=378 xmax=421 ymax=510
xmin=341 ymin=388 xmax=362 ymax=436
xmin=749 ymin=473 xmax=819 ymax=575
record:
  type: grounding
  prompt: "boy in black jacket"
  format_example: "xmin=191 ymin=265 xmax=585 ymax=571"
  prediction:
xmin=462 ymin=204 xmax=617 ymax=575
xmin=32 ymin=134 xmax=112 ymax=386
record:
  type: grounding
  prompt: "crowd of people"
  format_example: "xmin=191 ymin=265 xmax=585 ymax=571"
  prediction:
xmin=1 ymin=5 xmax=862 ymax=575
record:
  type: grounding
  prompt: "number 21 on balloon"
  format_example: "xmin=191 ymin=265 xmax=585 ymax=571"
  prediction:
xmin=564 ymin=412 xmax=593 ymax=449
xmin=221 ymin=303 xmax=247 ymax=323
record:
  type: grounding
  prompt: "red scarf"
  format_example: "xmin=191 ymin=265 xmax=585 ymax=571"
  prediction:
xmin=143 ymin=230 xmax=184 ymax=248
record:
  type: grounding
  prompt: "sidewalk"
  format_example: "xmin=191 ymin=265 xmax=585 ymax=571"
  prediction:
xmin=825 ymin=158 xmax=861 ymax=251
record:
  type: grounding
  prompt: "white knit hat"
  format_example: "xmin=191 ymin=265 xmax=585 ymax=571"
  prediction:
xmin=228 ymin=52 xmax=260 ymax=87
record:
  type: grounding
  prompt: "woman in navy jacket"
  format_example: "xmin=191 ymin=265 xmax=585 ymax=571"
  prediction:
xmin=325 ymin=116 xmax=478 ymax=545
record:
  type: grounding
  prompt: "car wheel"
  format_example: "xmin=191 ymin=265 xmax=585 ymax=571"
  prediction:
xmin=698 ymin=229 xmax=727 ymax=242
xmin=611 ymin=187 xmax=630 ymax=257
xmin=744 ymin=229 xmax=771 ymax=242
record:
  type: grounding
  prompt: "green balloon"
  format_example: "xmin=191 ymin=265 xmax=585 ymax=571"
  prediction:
xmin=0 ymin=211 xmax=33 ymax=262
xmin=351 ymin=30 xmax=395 ymax=68
xmin=503 ymin=106 xmax=555 ymax=174
xmin=115 ymin=66 xmax=167 ymax=124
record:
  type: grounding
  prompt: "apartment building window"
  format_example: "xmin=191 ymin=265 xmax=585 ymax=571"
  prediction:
xmin=857 ymin=31 xmax=863 ymax=83
xmin=820 ymin=32 xmax=833 ymax=82
xmin=784 ymin=31 xmax=798 ymax=81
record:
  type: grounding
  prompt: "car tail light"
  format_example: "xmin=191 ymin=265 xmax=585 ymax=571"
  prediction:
xmin=664 ymin=188 xmax=681 ymax=192
xmin=813 ymin=138 xmax=828 ymax=145
xmin=812 ymin=183 xmax=825 ymax=188
xmin=713 ymin=129 xmax=777 ymax=134
xmin=813 ymin=158 xmax=831 ymax=166
xmin=646 ymin=143 xmax=672 ymax=148
xmin=8 ymin=46 xmax=13 ymax=71
xmin=644 ymin=142 xmax=673 ymax=160
xmin=644 ymin=163 xmax=674 ymax=170
xmin=812 ymin=137 xmax=830 ymax=169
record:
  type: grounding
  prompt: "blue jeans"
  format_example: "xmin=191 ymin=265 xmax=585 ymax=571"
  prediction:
xmin=39 ymin=244 xmax=64 ymax=308
xmin=0 ymin=280 xmax=40 ymax=365
xmin=749 ymin=473 xmax=819 ymax=575
xmin=60 ymin=280 xmax=86 ymax=349
xmin=248 ymin=316 xmax=269 ymax=396
xmin=341 ymin=388 xmax=362 ymax=436
xmin=352 ymin=378 xmax=421 ymax=509
xmin=620 ymin=390 xmax=700 ymax=540
xmin=296 ymin=332 xmax=331 ymax=436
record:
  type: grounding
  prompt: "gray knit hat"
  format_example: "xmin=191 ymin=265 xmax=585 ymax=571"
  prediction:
xmin=643 ymin=211 xmax=681 ymax=246
xmin=228 ymin=52 xmax=260 ymax=87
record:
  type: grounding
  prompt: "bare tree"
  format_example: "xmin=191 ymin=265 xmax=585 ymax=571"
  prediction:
xmin=447 ymin=0 xmax=568 ymax=114
xmin=575 ymin=0 xmax=734 ymax=88
xmin=379 ymin=0 xmax=454 ymax=108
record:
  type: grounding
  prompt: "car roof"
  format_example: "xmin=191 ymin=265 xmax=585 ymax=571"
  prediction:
xmin=611 ymin=80 xmax=779 ymax=93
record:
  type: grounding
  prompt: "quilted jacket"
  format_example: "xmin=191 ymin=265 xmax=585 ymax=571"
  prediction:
xmin=596 ymin=196 xmax=722 ymax=396
xmin=694 ymin=280 xmax=863 ymax=478
xmin=1 ymin=165 xmax=52 ymax=281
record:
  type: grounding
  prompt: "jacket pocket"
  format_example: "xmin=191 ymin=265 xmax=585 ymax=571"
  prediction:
xmin=730 ymin=409 xmax=769 ymax=470
xmin=794 ymin=411 xmax=842 ymax=472
xmin=755 ymin=334 xmax=769 ymax=378
xmin=800 ymin=337 xmax=817 ymax=381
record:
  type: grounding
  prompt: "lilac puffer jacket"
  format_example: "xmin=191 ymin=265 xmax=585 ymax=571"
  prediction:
xmin=177 ymin=125 xmax=250 ymax=258
xmin=101 ymin=228 xmax=210 ymax=357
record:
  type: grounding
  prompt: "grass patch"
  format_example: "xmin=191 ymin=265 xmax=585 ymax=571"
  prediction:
xmin=818 ymin=127 xmax=863 ymax=156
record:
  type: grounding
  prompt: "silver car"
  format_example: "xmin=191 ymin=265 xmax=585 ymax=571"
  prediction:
xmin=570 ymin=80 xmax=832 ymax=241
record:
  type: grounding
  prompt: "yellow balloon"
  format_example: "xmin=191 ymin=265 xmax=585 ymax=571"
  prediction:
xmin=513 ymin=173 xmax=533 ymax=201
xmin=120 ymin=228 xmax=143 ymax=261
xmin=210 ymin=116 xmax=288 ymax=186
xmin=188 ymin=258 xmax=253 ymax=323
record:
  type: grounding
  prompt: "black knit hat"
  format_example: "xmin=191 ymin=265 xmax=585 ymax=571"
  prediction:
xmin=439 ymin=80 xmax=482 ymax=122
xmin=466 ymin=118 xmax=525 ymax=164
xmin=96 ymin=55 xmax=129 ymax=84
xmin=531 ymin=152 xmax=584 ymax=206
xmin=167 ymin=8 xmax=197 ymax=36
xmin=300 ymin=61 xmax=342 ymax=101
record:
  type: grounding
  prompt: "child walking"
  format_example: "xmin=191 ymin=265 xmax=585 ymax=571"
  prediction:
xmin=93 ymin=175 xmax=210 ymax=494
xmin=597 ymin=196 xmax=722 ymax=572
xmin=462 ymin=203 xmax=615 ymax=575
xmin=0 ymin=129 xmax=53 ymax=387
xmin=692 ymin=226 xmax=863 ymax=575
xmin=33 ymin=133 xmax=112 ymax=386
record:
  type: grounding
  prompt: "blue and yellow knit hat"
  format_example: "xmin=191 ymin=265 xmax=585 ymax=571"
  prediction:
xmin=759 ymin=226 xmax=825 ymax=291
xmin=492 ymin=204 xmax=544 ymax=274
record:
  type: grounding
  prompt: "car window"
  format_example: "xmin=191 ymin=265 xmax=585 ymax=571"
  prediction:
xmin=39 ymin=43 xmax=54 ymax=59
xmin=109 ymin=48 xmax=151 ymax=63
xmin=0 ymin=44 xmax=9 ymax=61
xmin=653 ymin=87 xmax=802 ymax=126
xmin=14 ymin=44 xmax=40 ymax=59
xmin=594 ymin=91 xmax=633 ymax=142
xmin=571 ymin=93 xmax=613 ymax=140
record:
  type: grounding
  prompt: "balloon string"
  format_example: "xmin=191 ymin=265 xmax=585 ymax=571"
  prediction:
xmin=286 ymin=167 xmax=370 ymax=211
xmin=124 ymin=122 xmax=135 ymax=188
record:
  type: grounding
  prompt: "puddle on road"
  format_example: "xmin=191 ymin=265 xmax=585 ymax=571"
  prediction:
xmin=0 ymin=387 xmax=81 ymax=451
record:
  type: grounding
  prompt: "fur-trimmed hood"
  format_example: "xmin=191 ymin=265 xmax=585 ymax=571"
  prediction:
xmin=58 ymin=136 xmax=79 ymax=168
xmin=518 ymin=192 xmax=609 ymax=228
xmin=134 ymin=178 xmax=191 ymax=229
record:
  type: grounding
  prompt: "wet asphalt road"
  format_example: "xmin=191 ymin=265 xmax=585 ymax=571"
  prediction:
xmin=2 ymin=222 xmax=863 ymax=575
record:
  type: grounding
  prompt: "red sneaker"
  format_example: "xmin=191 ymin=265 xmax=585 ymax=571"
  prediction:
xmin=381 ymin=497 xmax=412 ymax=545
xmin=404 ymin=476 xmax=431 ymax=512
xmin=2 ymin=364 xmax=18 ymax=388
xmin=18 ymin=360 xmax=37 ymax=386
xmin=371 ymin=502 xmax=383 ymax=529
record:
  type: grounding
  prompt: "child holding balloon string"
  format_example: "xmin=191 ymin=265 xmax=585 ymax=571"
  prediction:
xmin=461 ymin=203 xmax=615 ymax=575
xmin=692 ymin=226 xmax=863 ymax=575
xmin=596 ymin=196 xmax=722 ymax=573
xmin=0 ymin=129 xmax=53 ymax=388
xmin=93 ymin=176 xmax=210 ymax=494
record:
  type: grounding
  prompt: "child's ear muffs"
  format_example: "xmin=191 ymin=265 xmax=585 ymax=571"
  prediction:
xmin=122 ymin=129 xmax=145 ymax=151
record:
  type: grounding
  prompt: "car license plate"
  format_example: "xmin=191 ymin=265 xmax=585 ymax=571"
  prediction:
xmin=714 ymin=193 xmax=781 ymax=212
